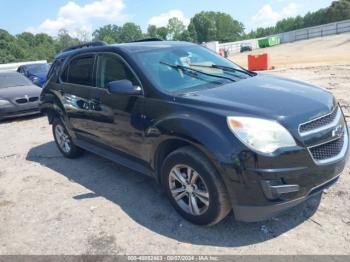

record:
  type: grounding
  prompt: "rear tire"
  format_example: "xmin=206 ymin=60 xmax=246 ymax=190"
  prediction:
xmin=52 ymin=118 xmax=83 ymax=158
xmin=161 ymin=146 xmax=231 ymax=226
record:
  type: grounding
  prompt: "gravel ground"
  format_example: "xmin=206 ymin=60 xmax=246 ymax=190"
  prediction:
xmin=0 ymin=65 xmax=349 ymax=255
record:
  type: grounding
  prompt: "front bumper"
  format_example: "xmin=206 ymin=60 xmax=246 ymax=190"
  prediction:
xmin=0 ymin=102 xmax=40 ymax=121
xmin=219 ymin=125 xmax=349 ymax=222
xmin=233 ymin=174 xmax=340 ymax=222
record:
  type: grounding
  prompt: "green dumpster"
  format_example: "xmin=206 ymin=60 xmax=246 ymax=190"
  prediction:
xmin=258 ymin=36 xmax=280 ymax=48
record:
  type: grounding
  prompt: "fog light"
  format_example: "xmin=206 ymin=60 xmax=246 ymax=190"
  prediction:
xmin=261 ymin=180 xmax=300 ymax=200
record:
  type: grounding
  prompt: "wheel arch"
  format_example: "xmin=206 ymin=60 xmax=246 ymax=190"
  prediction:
xmin=153 ymin=136 xmax=226 ymax=185
xmin=150 ymin=113 xmax=235 ymax=180
xmin=40 ymin=91 xmax=67 ymax=124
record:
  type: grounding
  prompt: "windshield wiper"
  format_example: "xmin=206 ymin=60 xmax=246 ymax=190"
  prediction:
xmin=160 ymin=61 xmax=236 ymax=82
xmin=190 ymin=64 xmax=256 ymax=77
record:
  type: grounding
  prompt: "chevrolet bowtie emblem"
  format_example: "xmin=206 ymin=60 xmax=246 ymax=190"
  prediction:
xmin=332 ymin=125 xmax=343 ymax=138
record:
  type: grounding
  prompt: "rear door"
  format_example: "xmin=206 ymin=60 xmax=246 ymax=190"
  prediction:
xmin=58 ymin=53 xmax=99 ymax=142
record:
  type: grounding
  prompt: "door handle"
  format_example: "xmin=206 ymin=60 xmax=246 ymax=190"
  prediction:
xmin=90 ymin=97 xmax=102 ymax=111
xmin=91 ymin=97 xmax=101 ymax=104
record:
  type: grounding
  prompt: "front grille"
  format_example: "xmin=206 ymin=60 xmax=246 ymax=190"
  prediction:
xmin=29 ymin=97 xmax=38 ymax=102
xmin=299 ymin=107 xmax=338 ymax=133
xmin=309 ymin=134 xmax=344 ymax=161
xmin=15 ymin=98 xmax=28 ymax=104
xmin=14 ymin=97 xmax=38 ymax=104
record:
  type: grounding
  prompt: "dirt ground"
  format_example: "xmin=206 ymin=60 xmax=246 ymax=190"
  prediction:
xmin=1 ymin=45 xmax=350 ymax=255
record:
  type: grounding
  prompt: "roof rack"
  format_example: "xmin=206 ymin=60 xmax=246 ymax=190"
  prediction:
xmin=131 ymin=38 xmax=163 ymax=43
xmin=62 ymin=41 xmax=107 ymax=53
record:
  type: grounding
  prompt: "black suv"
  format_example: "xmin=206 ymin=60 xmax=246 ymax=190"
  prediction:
xmin=40 ymin=40 xmax=349 ymax=225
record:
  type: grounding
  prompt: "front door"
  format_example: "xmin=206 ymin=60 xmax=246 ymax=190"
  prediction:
xmin=88 ymin=52 xmax=146 ymax=160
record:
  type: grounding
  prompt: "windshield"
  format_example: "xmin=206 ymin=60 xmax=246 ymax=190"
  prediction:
xmin=0 ymin=73 xmax=32 ymax=88
xmin=133 ymin=45 xmax=252 ymax=94
xmin=26 ymin=63 xmax=50 ymax=74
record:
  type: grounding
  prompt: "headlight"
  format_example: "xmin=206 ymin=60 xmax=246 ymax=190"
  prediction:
xmin=0 ymin=99 xmax=11 ymax=107
xmin=227 ymin=116 xmax=296 ymax=154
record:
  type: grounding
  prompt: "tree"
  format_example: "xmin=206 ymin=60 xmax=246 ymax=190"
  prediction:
xmin=75 ymin=29 xmax=91 ymax=43
xmin=119 ymin=23 xmax=143 ymax=42
xmin=246 ymin=0 xmax=350 ymax=39
xmin=55 ymin=29 xmax=80 ymax=53
xmin=188 ymin=11 xmax=244 ymax=43
xmin=147 ymin=25 xmax=158 ymax=38
xmin=0 ymin=29 xmax=24 ymax=63
xmin=215 ymin=12 xmax=245 ymax=42
xmin=178 ymin=30 xmax=193 ymax=41
xmin=303 ymin=10 xmax=326 ymax=28
xmin=17 ymin=32 xmax=36 ymax=47
xmin=93 ymin=24 xmax=121 ymax=43
xmin=326 ymin=0 xmax=350 ymax=22
xmin=156 ymin=27 xmax=168 ymax=40
xmin=167 ymin=17 xmax=186 ymax=40
xmin=33 ymin=33 xmax=56 ymax=61
xmin=146 ymin=24 xmax=170 ymax=40
xmin=188 ymin=12 xmax=216 ymax=43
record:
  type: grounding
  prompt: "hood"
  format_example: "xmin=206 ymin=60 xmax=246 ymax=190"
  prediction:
xmin=0 ymin=85 xmax=42 ymax=100
xmin=179 ymin=74 xmax=335 ymax=128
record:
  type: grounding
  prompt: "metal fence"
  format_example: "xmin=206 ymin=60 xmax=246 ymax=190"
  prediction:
xmin=218 ymin=39 xmax=259 ymax=55
xmin=218 ymin=19 xmax=350 ymax=55
xmin=276 ymin=19 xmax=350 ymax=43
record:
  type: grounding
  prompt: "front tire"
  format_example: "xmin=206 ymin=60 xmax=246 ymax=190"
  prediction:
xmin=52 ymin=118 xmax=83 ymax=158
xmin=161 ymin=146 xmax=231 ymax=226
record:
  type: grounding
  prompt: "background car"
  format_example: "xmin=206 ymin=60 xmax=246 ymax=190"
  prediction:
xmin=240 ymin=43 xmax=253 ymax=52
xmin=17 ymin=63 xmax=50 ymax=87
xmin=0 ymin=72 xmax=42 ymax=121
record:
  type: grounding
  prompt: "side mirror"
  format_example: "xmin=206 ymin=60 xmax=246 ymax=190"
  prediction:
xmin=107 ymin=80 xmax=142 ymax=96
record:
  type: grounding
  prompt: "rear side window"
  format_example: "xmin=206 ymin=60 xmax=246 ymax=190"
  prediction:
xmin=62 ymin=56 xmax=95 ymax=86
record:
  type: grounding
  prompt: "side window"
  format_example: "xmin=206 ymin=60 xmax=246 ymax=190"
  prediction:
xmin=63 ymin=55 xmax=95 ymax=86
xmin=96 ymin=54 xmax=138 ymax=89
xmin=47 ymin=60 xmax=60 ymax=79
xmin=61 ymin=63 xmax=68 ymax=82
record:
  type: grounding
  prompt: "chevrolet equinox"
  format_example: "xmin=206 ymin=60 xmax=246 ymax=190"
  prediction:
xmin=40 ymin=40 xmax=349 ymax=225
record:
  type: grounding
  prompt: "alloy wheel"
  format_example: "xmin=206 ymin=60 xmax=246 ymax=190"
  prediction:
xmin=168 ymin=164 xmax=210 ymax=216
xmin=55 ymin=124 xmax=71 ymax=153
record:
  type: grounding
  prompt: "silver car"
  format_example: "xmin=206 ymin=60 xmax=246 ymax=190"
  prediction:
xmin=0 ymin=72 xmax=42 ymax=121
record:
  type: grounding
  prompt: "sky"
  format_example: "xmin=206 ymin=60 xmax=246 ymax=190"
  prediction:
xmin=0 ymin=0 xmax=334 ymax=36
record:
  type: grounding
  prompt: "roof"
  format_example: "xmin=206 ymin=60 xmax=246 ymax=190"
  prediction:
xmin=55 ymin=41 xmax=196 ymax=60
xmin=114 ymin=41 xmax=195 ymax=52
